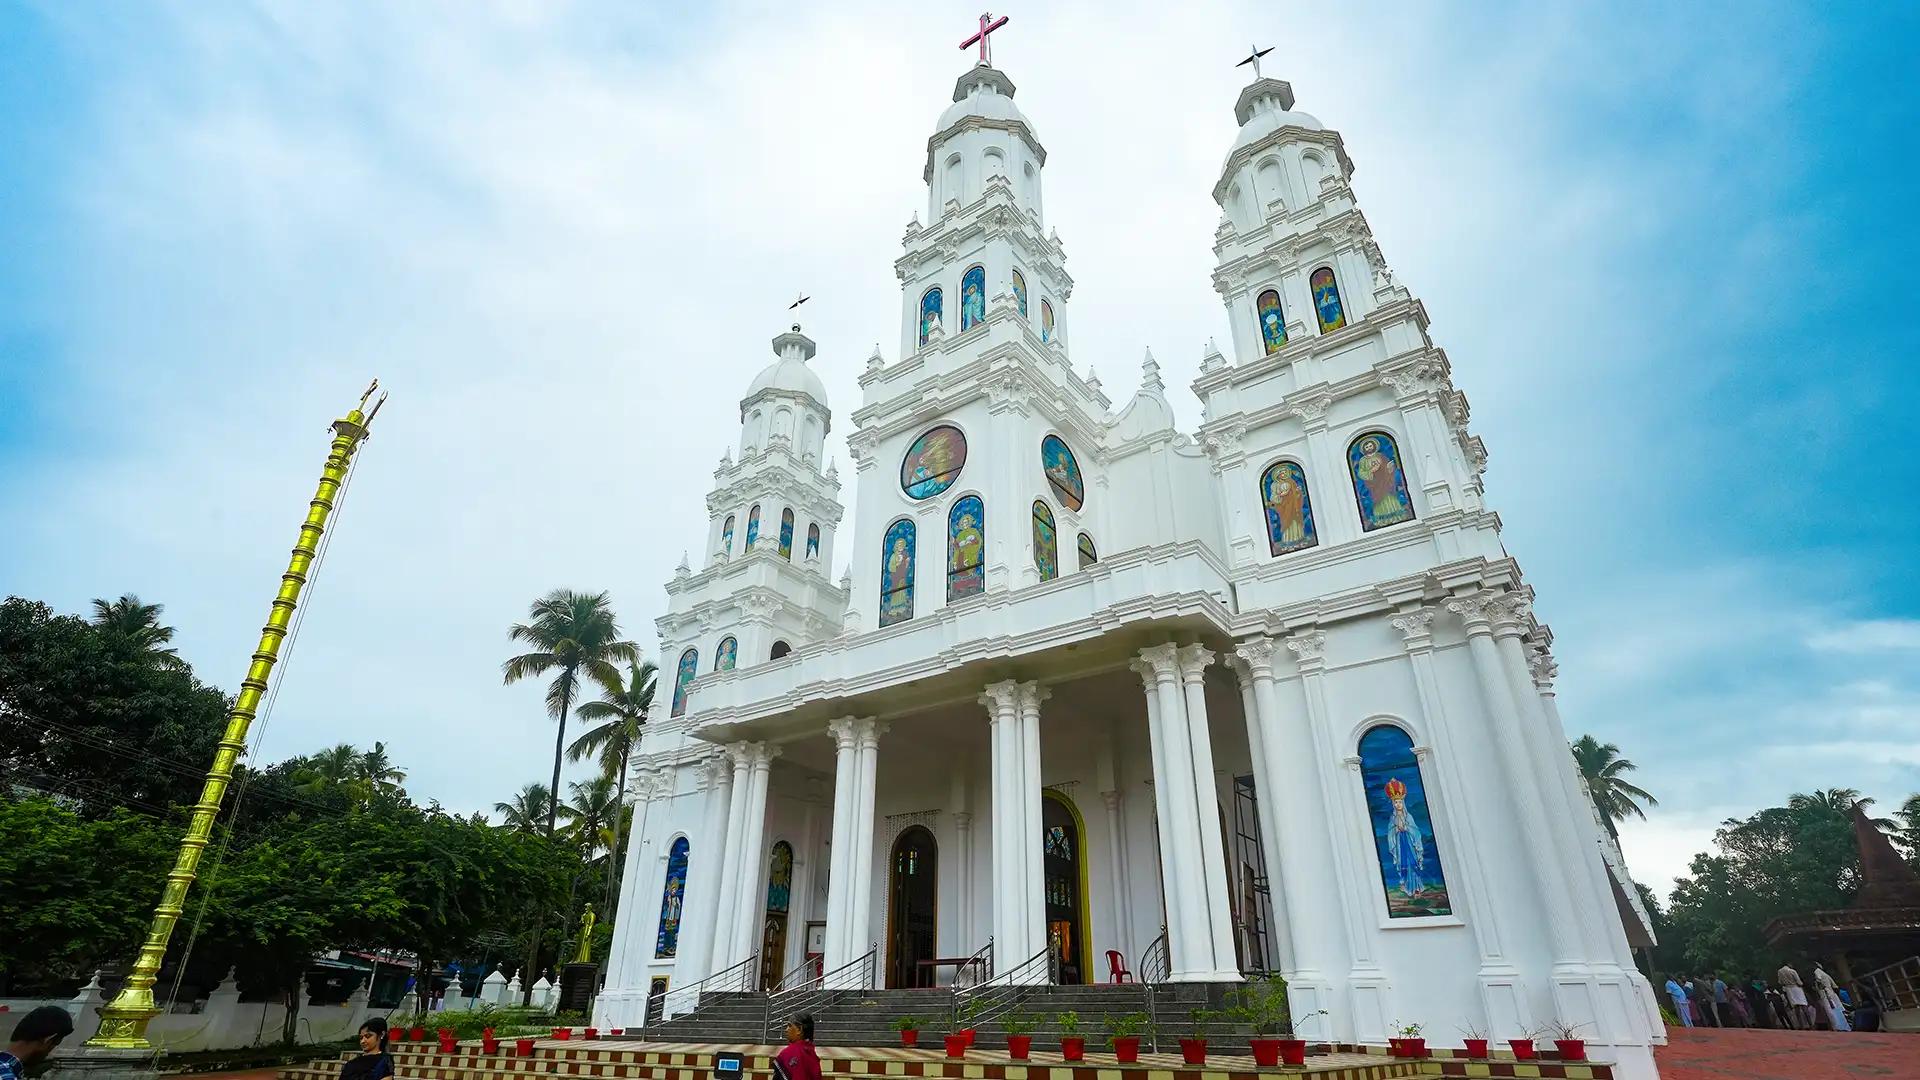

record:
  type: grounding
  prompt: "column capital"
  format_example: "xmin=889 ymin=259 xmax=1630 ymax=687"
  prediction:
xmin=1101 ymin=789 xmax=1122 ymax=811
xmin=826 ymin=716 xmax=861 ymax=749
xmin=1390 ymin=606 xmax=1437 ymax=650
xmin=853 ymin=718 xmax=889 ymax=748
xmin=1490 ymin=591 xmax=1535 ymax=639
xmin=1127 ymin=657 xmax=1158 ymax=692
xmin=1232 ymin=637 xmax=1279 ymax=679
xmin=952 ymin=810 xmax=973 ymax=830
xmin=1175 ymin=643 xmax=1216 ymax=684
xmin=1283 ymin=629 xmax=1326 ymax=672
xmin=1445 ymin=591 xmax=1498 ymax=635
xmin=634 ymin=768 xmax=675 ymax=802
xmin=725 ymin=740 xmax=757 ymax=769
xmin=979 ymin=679 xmax=1022 ymax=719
xmin=1137 ymin=642 xmax=1182 ymax=679
xmin=1527 ymin=646 xmax=1558 ymax=692
xmin=1016 ymin=680 xmax=1052 ymax=711
xmin=699 ymin=752 xmax=734 ymax=789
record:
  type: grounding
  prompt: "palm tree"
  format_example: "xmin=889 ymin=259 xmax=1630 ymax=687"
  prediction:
xmin=494 ymin=783 xmax=554 ymax=833
xmin=359 ymin=741 xmax=407 ymax=791
xmin=90 ymin=593 xmax=187 ymax=670
xmin=573 ymin=658 xmax=656 ymax=916
xmin=295 ymin=743 xmax=367 ymax=797
xmin=501 ymin=589 xmax=634 ymax=1002
xmin=560 ymin=775 xmax=620 ymax=861
xmin=1789 ymin=788 xmax=1894 ymax=829
xmin=1895 ymin=794 xmax=1920 ymax=861
xmin=1570 ymin=735 xmax=1658 ymax=838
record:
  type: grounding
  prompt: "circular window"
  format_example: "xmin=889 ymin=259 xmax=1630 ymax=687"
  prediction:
xmin=1040 ymin=434 xmax=1085 ymax=511
xmin=900 ymin=424 xmax=968 ymax=500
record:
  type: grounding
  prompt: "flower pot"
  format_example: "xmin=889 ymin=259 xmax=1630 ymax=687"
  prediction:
xmin=1554 ymin=1039 xmax=1587 ymax=1061
xmin=1406 ymin=1038 xmax=1426 ymax=1058
xmin=611 ymin=1029 xmax=624 ymax=1037
xmin=944 ymin=1034 xmax=968 ymax=1058
xmin=553 ymin=1027 xmax=572 ymax=1040
xmin=1008 ymin=1035 xmax=1033 ymax=1060
xmin=481 ymin=1037 xmax=501 ymax=1054
xmin=1509 ymin=1039 xmax=1536 ymax=1060
xmin=584 ymin=1028 xmax=599 ymax=1040
xmin=1111 ymin=1036 xmax=1140 ymax=1063
xmin=410 ymin=1026 xmax=426 ymax=1041
xmin=1249 ymin=1038 xmax=1282 ymax=1067
xmin=960 ymin=1028 xmax=977 ymax=1047
xmin=1279 ymin=1039 xmax=1308 ymax=1066
xmin=1388 ymin=1038 xmax=1406 ymax=1057
xmin=1179 ymin=1038 xmax=1207 ymax=1065
xmin=515 ymin=1038 xmax=536 ymax=1057
xmin=1060 ymin=1037 xmax=1085 ymax=1061
xmin=1463 ymin=1039 xmax=1488 ymax=1058
xmin=437 ymin=1035 xmax=457 ymax=1054
xmin=899 ymin=1030 xmax=919 ymax=1048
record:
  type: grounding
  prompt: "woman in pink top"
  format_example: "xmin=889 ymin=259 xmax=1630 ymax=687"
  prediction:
xmin=773 ymin=1013 xmax=822 ymax=1080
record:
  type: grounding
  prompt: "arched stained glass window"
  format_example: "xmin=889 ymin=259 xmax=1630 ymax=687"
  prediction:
xmin=805 ymin=523 xmax=820 ymax=560
xmin=1348 ymin=432 xmax=1415 ymax=531
xmin=1031 ymin=500 xmax=1059 ymax=582
xmin=1311 ymin=266 xmax=1347 ymax=334
xmin=880 ymin=518 xmax=916 ymax=626
xmin=720 ymin=514 xmax=736 ymax=555
xmin=745 ymin=505 xmax=761 ymax=550
xmin=655 ymin=836 xmax=689 ymax=957
xmin=1357 ymin=725 xmax=1451 ymax=918
xmin=778 ymin=508 xmax=795 ymax=559
xmin=671 ymin=648 xmax=698 ymax=717
xmin=1011 ymin=268 xmax=1028 ymax=318
xmin=1076 ymin=532 xmax=1097 ymax=569
xmin=948 ymin=495 xmax=986 ymax=601
xmin=960 ymin=265 xmax=987 ymax=331
xmin=1257 ymin=288 xmax=1287 ymax=354
xmin=1260 ymin=460 xmax=1319 ymax=556
xmin=919 ymin=287 xmax=943 ymax=346
xmin=715 ymin=636 xmax=738 ymax=672
xmin=1041 ymin=300 xmax=1055 ymax=343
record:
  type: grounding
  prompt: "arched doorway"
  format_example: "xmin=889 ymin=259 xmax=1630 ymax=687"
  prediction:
xmin=1042 ymin=791 xmax=1092 ymax=985
xmin=760 ymin=841 xmax=793 ymax=990
xmin=885 ymin=826 xmax=938 ymax=987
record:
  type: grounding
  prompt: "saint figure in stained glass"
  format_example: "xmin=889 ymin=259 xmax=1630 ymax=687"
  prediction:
xmin=1031 ymin=500 xmax=1059 ymax=582
xmin=900 ymin=425 xmax=967 ymax=499
xmin=655 ymin=836 xmax=690 ymax=957
xmin=778 ymin=508 xmax=795 ymax=559
xmin=744 ymin=505 xmax=761 ymax=550
xmin=1257 ymin=288 xmax=1287 ymax=353
xmin=1260 ymin=460 xmax=1318 ymax=555
xmin=961 ymin=265 xmax=986 ymax=330
xmin=805 ymin=523 xmax=820 ymax=559
xmin=880 ymin=518 xmax=916 ymax=626
xmin=1348 ymin=433 xmax=1415 ymax=530
xmin=766 ymin=841 xmax=793 ymax=914
xmin=715 ymin=636 xmax=738 ymax=672
xmin=947 ymin=495 xmax=986 ymax=601
xmin=1011 ymin=268 xmax=1028 ymax=317
xmin=1040 ymin=435 xmax=1085 ymax=511
xmin=1357 ymin=725 xmax=1451 ymax=918
xmin=721 ymin=514 xmax=736 ymax=555
xmin=1311 ymin=266 xmax=1347 ymax=333
xmin=1041 ymin=300 xmax=1055 ymax=343
xmin=670 ymin=647 xmax=698 ymax=717
xmin=919 ymin=287 xmax=943 ymax=345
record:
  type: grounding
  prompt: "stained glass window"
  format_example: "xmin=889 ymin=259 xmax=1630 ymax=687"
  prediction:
xmin=1357 ymin=725 xmax=1451 ymax=918
xmin=745 ymin=505 xmax=761 ymax=550
xmin=1011 ymin=268 xmax=1028 ymax=317
xmin=1076 ymin=532 xmax=1097 ymax=569
xmin=1040 ymin=435 xmax=1085 ymax=512
xmin=947 ymin=495 xmax=986 ymax=602
xmin=778 ymin=508 xmax=795 ymax=559
xmin=919 ymin=287 xmax=943 ymax=346
xmin=1348 ymin=432 xmax=1415 ymax=530
xmin=1311 ymin=266 xmax=1347 ymax=334
xmin=901 ymin=425 xmax=968 ymax=500
xmin=1031 ymin=500 xmax=1059 ymax=582
xmin=655 ymin=836 xmax=690 ymax=957
xmin=766 ymin=841 xmax=793 ymax=914
xmin=960 ymin=265 xmax=986 ymax=331
xmin=1257 ymin=288 xmax=1287 ymax=353
xmin=805 ymin=523 xmax=820 ymax=559
xmin=1041 ymin=300 xmax=1055 ymax=343
xmin=670 ymin=647 xmax=698 ymax=717
xmin=880 ymin=518 xmax=916 ymax=626
xmin=1260 ymin=460 xmax=1319 ymax=555
xmin=715 ymin=636 xmax=737 ymax=672
xmin=721 ymin=514 xmax=736 ymax=555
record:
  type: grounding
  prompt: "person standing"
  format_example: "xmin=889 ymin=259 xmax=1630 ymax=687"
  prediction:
xmin=0 ymin=1007 xmax=76 ymax=1080
xmin=1664 ymin=975 xmax=1693 ymax=1027
xmin=1813 ymin=964 xmax=1852 ymax=1032
xmin=1712 ymin=975 xmax=1733 ymax=1027
xmin=1777 ymin=962 xmax=1814 ymax=1030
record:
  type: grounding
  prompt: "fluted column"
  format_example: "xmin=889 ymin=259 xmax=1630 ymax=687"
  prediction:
xmin=847 ymin=720 xmax=885 ymax=967
xmin=980 ymin=682 xmax=1023 ymax=964
xmin=1242 ymin=634 xmax=1344 ymax=1039
xmin=1138 ymin=644 xmax=1212 ymax=980
xmin=708 ymin=745 xmax=753 ymax=970
xmin=728 ymin=743 xmax=780 ymax=968
xmin=1016 ymin=681 xmax=1049 ymax=976
xmin=953 ymin=811 xmax=974 ymax=950
xmin=677 ymin=755 xmax=733 ymax=988
xmin=1177 ymin=644 xmax=1240 ymax=980
xmin=1099 ymin=789 xmax=1133 ymax=965
xmin=1128 ymin=657 xmax=1188 ymax=979
xmin=1229 ymin=647 xmax=1293 ymax=974
xmin=823 ymin=719 xmax=862 ymax=970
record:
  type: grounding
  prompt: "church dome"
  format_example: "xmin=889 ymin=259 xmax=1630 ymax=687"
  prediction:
xmin=746 ymin=326 xmax=828 ymax=405
xmin=1227 ymin=77 xmax=1322 ymax=159
xmin=935 ymin=65 xmax=1035 ymax=137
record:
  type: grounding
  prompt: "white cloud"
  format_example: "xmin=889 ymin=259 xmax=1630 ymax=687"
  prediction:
xmin=1807 ymin=619 xmax=1920 ymax=654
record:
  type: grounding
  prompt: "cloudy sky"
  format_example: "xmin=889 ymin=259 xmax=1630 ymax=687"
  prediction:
xmin=3 ymin=2 xmax=1915 ymax=895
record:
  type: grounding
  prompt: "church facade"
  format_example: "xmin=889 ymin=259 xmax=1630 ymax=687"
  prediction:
xmin=597 ymin=58 xmax=1664 ymax=1079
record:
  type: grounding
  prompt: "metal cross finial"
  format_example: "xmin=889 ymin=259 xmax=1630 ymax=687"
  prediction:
xmin=1236 ymin=44 xmax=1275 ymax=80
xmin=789 ymin=293 xmax=810 ymax=310
xmin=961 ymin=12 xmax=1010 ymax=65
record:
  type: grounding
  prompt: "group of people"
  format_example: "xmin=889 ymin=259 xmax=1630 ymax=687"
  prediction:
xmin=1661 ymin=962 xmax=1880 ymax=1033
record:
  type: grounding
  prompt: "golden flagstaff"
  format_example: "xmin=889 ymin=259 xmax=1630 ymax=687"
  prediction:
xmin=88 ymin=383 xmax=386 ymax=1049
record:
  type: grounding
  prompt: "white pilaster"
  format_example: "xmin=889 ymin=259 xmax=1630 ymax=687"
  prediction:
xmin=823 ymin=718 xmax=862 ymax=969
xmin=728 ymin=743 xmax=780 ymax=968
xmin=1139 ymin=643 xmax=1213 ymax=980
xmin=1128 ymin=657 xmax=1188 ymax=980
xmin=980 ymin=680 xmax=1025 ymax=964
xmin=708 ymin=746 xmax=753 ymax=971
xmin=848 ymin=720 xmax=885 ymax=964
xmin=1017 ymin=680 xmax=1049 ymax=979
xmin=1176 ymin=644 xmax=1241 ymax=981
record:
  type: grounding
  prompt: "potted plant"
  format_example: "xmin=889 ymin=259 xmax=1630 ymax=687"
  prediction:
xmin=1226 ymin=975 xmax=1295 ymax=1066
xmin=893 ymin=1015 xmax=924 ymax=1048
xmin=1391 ymin=1021 xmax=1425 ymax=1058
xmin=409 ymin=1021 xmax=427 ymax=1042
xmin=1456 ymin=1022 xmax=1488 ymax=1060
xmin=958 ymin=996 xmax=987 ymax=1047
xmin=1105 ymin=1012 xmax=1148 ymax=1064
xmin=1003 ymin=1009 xmax=1038 ymax=1060
xmin=943 ymin=1029 xmax=969 ymax=1058
xmin=1509 ymin=1026 xmax=1540 ymax=1060
xmin=436 ymin=1028 xmax=458 ymax=1054
xmin=1057 ymin=1011 xmax=1085 ymax=1061
xmin=514 ymin=1037 xmax=536 ymax=1057
xmin=1179 ymin=1009 xmax=1217 ymax=1065
xmin=552 ymin=1026 xmax=572 ymax=1040
xmin=1547 ymin=1020 xmax=1587 ymax=1061
xmin=481 ymin=1027 xmax=500 ymax=1054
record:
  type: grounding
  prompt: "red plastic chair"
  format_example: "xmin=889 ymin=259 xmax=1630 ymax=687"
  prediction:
xmin=1106 ymin=949 xmax=1133 ymax=984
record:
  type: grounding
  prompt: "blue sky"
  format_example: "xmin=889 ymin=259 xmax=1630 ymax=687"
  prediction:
xmin=2 ymin=2 xmax=1915 ymax=892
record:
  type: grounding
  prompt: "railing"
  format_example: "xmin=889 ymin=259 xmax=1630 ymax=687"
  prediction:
xmin=949 ymin=945 xmax=1055 ymax=1035
xmin=1138 ymin=927 xmax=1170 ymax=985
xmin=763 ymin=945 xmax=877 ymax=1040
xmin=1855 ymin=954 xmax=1920 ymax=1013
xmin=956 ymin=936 xmax=995 ymax=989
xmin=645 ymin=954 xmax=757 ymax=1033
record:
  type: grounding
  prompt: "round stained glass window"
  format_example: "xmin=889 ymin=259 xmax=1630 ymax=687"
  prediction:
xmin=900 ymin=424 xmax=967 ymax=500
xmin=1040 ymin=434 xmax=1085 ymax=512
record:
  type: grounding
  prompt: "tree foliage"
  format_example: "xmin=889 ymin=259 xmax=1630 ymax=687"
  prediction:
xmin=1570 ymin=734 xmax=1658 ymax=837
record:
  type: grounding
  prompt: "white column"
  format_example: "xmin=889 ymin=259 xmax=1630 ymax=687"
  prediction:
xmin=1177 ymin=645 xmax=1241 ymax=980
xmin=847 ymin=719 xmax=885 ymax=969
xmin=980 ymin=682 xmax=1023 ymax=965
xmin=676 ymin=756 xmax=733 ymax=989
xmin=1229 ymin=649 xmax=1293 ymax=974
xmin=606 ymin=769 xmax=670 ymax=1001
xmin=1128 ymin=658 xmax=1186 ymax=977
xmin=728 ymin=743 xmax=779 ymax=969
xmin=1099 ymin=789 xmax=1133 ymax=965
xmin=953 ymin=810 xmax=975 ymax=953
xmin=1138 ymin=644 xmax=1211 ymax=980
xmin=1017 ymin=681 xmax=1049 ymax=977
xmin=708 ymin=745 xmax=753 ymax=971
xmin=823 ymin=718 xmax=861 ymax=970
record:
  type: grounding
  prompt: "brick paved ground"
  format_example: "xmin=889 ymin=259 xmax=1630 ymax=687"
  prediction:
xmin=1654 ymin=1027 xmax=1917 ymax=1079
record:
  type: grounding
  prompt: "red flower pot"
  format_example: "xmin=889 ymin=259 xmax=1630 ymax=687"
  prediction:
xmin=409 ymin=1026 xmax=426 ymax=1041
xmin=389 ymin=1029 xmax=407 ymax=1044
xmin=1179 ymin=1038 xmax=1207 ymax=1065
xmin=1249 ymin=1038 xmax=1281 ymax=1067
xmin=1509 ymin=1039 xmax=1536 ymax=1060
xmin=1554 ymin=1039 xmax=1586 ymax=1061
xmin=515 ymin=1038 xmax=536 ymax=1057
xmin=960 ymin=1028 xmax=977 ymax=1047
xmin=1388 ymin=1038 xmax=1406 ymax=1057
xmin=481 ymin=1037 xmax=501 ymax=1054
xmin=1463 ymin=1039 xmax=1488 ymax=1058
xmin=1112 ymin=1036 xmax=1141 ymax=1063
xmin=1279 ymin=1039 xmax=1308 ymax=1066
xmin=1406 ymin=1038 xmax=1426 ymax=1058
xmin=899 ymin=1030 xmax=919 ymax=1048
xmin=584 ymin=1028 xmax=598 ymax=1041
xmin=1060 ymin=1037 xmax=1085 ymax=1061
xmin=552 ymin=1028 xmax=572 ymax=1041
xmin=944 ymin=1034 xmax=968 ymax=1058
xmin=610 ymin=1029 xmax=623 ymax=1037
xmin=1008 ymin=1035 xmax=1032 ymax=1060
xmin=437 ymin=1035 xmax=457 ymax=1054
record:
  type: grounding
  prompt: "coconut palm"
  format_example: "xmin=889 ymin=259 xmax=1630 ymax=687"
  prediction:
xmin=560 ymin=775 xmax=621 ymax=861
xmin=1789 ymin=788 xmax=1894 ymax=829
xmin=494 ymin=782 xmax=553 ymax=833
xmin=502 ymin=590 xmax=637 ymax=836
xmin=295 ymin=743 xmax=367 ymax=797
xmin=90 ymin=593 xmax=187 ymax=671
xmin=359 ymin=741 xmax=407 ymax=791
xmin=573 ymin=657 xmax=657 ymax=915
xmin=1570 ymin=735 xmax=1658 ymax=838
xmin=1895 ymin=793 xmax=1920 ymax=861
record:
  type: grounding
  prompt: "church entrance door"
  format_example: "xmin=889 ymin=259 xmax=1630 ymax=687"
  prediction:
xmin=1042 ymin=791 xmax=1091 ymax=985
xmin=885 ymin=826 xmax=938 ymax=988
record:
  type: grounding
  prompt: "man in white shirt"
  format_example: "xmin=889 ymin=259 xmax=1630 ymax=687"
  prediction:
xmin=1813 ymin=964 xmax=1852 ymax=1032
xmin=1777 ymin=963 xmax=1814 ymax=1030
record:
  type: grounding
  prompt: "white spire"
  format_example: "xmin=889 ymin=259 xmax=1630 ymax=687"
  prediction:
xmin=1200 ymin=337 xmax=1226 ymax=372
xmin=1140 ymin=347 xmax=1164 ymax=392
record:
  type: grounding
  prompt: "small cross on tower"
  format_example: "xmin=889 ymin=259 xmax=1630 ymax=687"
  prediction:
xmin=1237 ymin=43 xmax=1275 ymax=80
xmin=961 ymin=12 xmax=1010 ymax=65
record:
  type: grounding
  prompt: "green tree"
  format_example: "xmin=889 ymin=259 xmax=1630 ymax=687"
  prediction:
xmin=560 ymin=775 xmax=619 ymax=862
xmin=572 ymin=657 xmax=655 ymax=915
xmin=89 ymin=593 xmax=188 ymax=671
xmin=494 ymin=783 xmax=553 ymax=833
xmin=1570 ymin=734 xmax=1658 ymax=838
xmin=359 ymin=741 xmax=407 ymax=792
xmin=1895 ymin=793 xmax=1920 ymax=863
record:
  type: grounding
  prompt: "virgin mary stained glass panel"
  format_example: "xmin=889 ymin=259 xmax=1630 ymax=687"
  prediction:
xmin=1348 ymin=432 xmax=1415 ymax=530
xmin=961 ymin=265 xmax=986 ymax=331
xmin=1041 ymin=300 xmax=1055 ymax=343
xmin=947 ymin=494 xmax=986 ymax=601
xmin=880 ymin=518 xmax=916 ymax=627
xmin=1260 ymin=460 xmax=1318 ymax=555
xmin=900 ymin=424 xmax=967 ymax=500
xmin=1357 ymin=725 xmax=1451 ymax=918
xmin=1311 ymin=266 xmax=1347 ymax=333
xmin=655 ymin=836 xmax=689 ymax=956
xmin=745 ymin=505 xmax=761 ymax=550
xmin=805 ymin=523 xmax=820 ymax=559
xmin=670 ymin=647 xmax=698 ymax=717
xmin=1040 ymin=435 xmax=1085 ymax=512
xmin=721 ymin=514 xmax=736 ymax=555
xmin=1011 ymin=268 xmax=1028 ymax=317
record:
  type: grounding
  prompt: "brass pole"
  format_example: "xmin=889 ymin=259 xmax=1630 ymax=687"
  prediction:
xmin=88 ymin=383 xmax=385 ymax=1049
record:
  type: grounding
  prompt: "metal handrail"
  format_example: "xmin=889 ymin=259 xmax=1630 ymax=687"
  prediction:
xmin=1138 ymin=927 xmax=1170 ymax=985
xmin=645 ymin=953 xmax=757 ymax=1032
xmin=763 ymin=945 xmax=876 ymax=1040
xmin=955 ymin=936 xmax=994 ymax=988
xmin=949 ymin=944 xmax=1053 ymax=1035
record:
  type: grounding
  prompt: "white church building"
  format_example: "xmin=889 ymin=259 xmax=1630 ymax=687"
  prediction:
xmin=596 ymin=54 xmax=1664 ymax=1078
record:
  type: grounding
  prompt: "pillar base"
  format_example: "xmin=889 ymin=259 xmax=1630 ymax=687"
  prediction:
xmin=43 ymin=1047 xmax=159 ymax=1080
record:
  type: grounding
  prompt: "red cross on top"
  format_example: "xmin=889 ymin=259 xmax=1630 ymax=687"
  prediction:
xmin=960 ymin=12 xmax=1010 ymax=64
